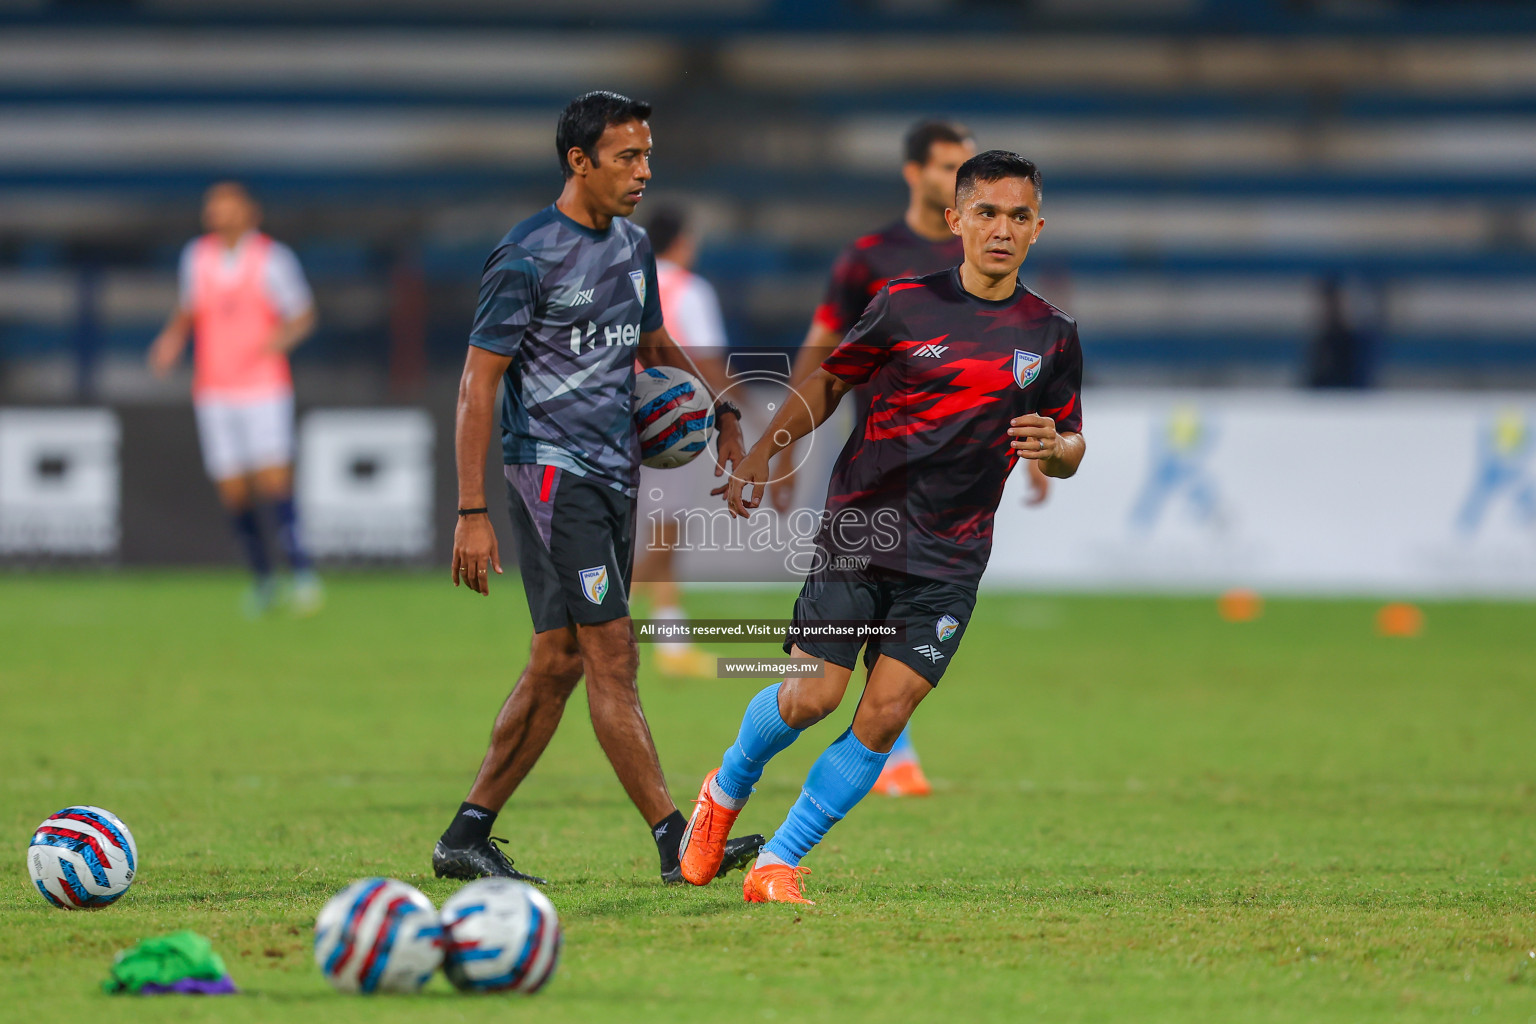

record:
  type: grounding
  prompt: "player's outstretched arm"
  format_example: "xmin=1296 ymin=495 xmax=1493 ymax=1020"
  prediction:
xmin=266 ymin=306 xmax=318 ymax=355
xmin=147 ymin=309 xmax=193 ymax=377
xmin=769 ymin=319 xmax=845 ymax=514
xmin=1009 ymin=413 xmax=1085 ymax=479
xmin=452 ymin=346 xmax=513 ymax=595
xmin=727 ymin=367 xmax=851 ymax=518
xmin=787 ymin=320 xmax=843 ymax=395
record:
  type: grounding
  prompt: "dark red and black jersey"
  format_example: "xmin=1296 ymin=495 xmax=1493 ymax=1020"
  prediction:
xmin=818 ymin=268 xmax=1084 ymax=585
xmin=813 ymin=219 xmax=965 ymax=335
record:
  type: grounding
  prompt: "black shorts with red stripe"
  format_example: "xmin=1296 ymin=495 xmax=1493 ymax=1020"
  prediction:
xmin=504 ymin=463 xmax=635 ymax=633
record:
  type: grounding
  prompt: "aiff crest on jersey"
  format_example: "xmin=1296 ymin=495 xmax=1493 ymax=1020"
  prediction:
xmin=1013 ymin=350 xmax=1042 ymax=389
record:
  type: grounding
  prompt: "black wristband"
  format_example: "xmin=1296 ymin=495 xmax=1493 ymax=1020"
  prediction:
xmin=457 ymin=507 xmax=489 ymax=517
xmin=714 ymin=400 xmax=742 ymax=422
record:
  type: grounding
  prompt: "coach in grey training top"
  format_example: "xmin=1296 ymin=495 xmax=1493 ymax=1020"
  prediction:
xmin=469 ymin=203 xmax=660 ymax=494
xmin=432 ymin=90 xmax=763 ymax=888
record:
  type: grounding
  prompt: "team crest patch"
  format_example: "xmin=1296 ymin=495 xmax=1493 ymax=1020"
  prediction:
xmin=1013 ymin=350 xmax=1042 ymax=389
xmin=628 ymin=269 xmax=647 ymax=305
xmin=936 ymin=614 xmax=960 ymax=642
xmin=579 ymin=565 xmax=609 ymax=605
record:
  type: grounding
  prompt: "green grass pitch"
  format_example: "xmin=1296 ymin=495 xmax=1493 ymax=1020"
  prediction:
xmin=2 ymin=573 xmax=1534 ymax=1022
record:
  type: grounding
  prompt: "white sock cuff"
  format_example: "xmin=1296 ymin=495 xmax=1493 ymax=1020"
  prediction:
xmin=709 ymin=774 xmax=749 ymax=811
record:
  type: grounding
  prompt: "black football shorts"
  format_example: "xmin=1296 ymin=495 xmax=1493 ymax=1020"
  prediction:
xmin=782 ymin=561 xmax=977 ymax=686
xmin=504 ymin=464 xmax=635 ymax=633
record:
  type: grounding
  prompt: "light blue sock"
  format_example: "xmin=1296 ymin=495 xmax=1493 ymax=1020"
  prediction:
xmin=888 ymin=724 xmax=916 ymax=762
xmin=716 ymin=684 xmax=802 ymax=801
xmin=762 ymin=728 xmax=890 ymax=866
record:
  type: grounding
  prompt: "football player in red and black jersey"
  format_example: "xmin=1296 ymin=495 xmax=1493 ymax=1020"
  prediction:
xmin=677 ymin=152 xmax=1085 ymax=903
xmin=771 ymin=119 xmax=975 ymax=520
xmin=774 ymin=120 xmax=1051 ymax=796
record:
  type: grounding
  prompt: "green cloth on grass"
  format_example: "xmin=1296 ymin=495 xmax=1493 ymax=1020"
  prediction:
xmin=102 ymin=930 xmax=230 ymax=994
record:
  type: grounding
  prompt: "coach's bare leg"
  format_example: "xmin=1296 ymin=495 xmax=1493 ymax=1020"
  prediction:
xmin=465 ymin=626 xmax=584 ymax=810
xmin=577 ymin=616 xmax=675 ymax=825
xmin=776 ymin=644 xmax=855 ymax=729
xmin=847 ymin=655 xmax=934 ymax=753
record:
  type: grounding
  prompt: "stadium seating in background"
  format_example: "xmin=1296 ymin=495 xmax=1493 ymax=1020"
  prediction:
xmin=2 ymin=9 xmax=1536 ymax=395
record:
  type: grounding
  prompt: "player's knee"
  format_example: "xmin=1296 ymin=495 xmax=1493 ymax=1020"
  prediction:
xmin=528 ymin=637 xmax=583 ymax=693
xmin=577 ymin=620 xmax=638 ymax=679
xmin=779 ymin=677 xmax=843 ymax=728
xmin=583 ymin=647 xmax=638 ymax=693
xmin=215 ymin=477 xmax=252 ymax=510
xmin=854 ymin=714 xmax=908 ymax=754
xmin=548 ymin=656 xmax=585 ymax=692
xmin=854 ymin=697 xmax=917 ymax=753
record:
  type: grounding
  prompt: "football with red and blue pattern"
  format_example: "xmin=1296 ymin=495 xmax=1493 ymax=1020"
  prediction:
xmin=27 ymin=805 xmax=138 ymax=910
xmin=440 ymin=877 xmax=562 ymax=994
xmin=633 ymin=366 xmax=713 ymax=469
xmin=314 ymin=878 xmax=443 ymax=994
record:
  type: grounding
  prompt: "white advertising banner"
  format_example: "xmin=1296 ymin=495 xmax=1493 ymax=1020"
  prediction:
xmin=989 ymin=390 xmax=1536 ymax=596
xmin=297 ymin=409 xmax=434 ymax=560
xmin=0 ymin=408 xmax=120 ymax=556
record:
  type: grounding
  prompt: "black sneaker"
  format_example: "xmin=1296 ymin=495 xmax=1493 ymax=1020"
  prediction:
xmin=661 ymin=833 xmax=764 ymax=885
xmin=433 ymin=835 xmax=547 ymax=884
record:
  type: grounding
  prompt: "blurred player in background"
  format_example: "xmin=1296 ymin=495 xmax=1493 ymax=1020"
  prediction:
xmin=147 ymin=181 xmax=321 ymax=617
xmin=438 ymin=92 xmax=762 ymax=885
xmin=681 ymin=152 xmax=1085 ymax=903
xmin=634 ymin=204 xmax=733 ymax=678
xmin=771 ymin=119 xmax=1053 ymax=797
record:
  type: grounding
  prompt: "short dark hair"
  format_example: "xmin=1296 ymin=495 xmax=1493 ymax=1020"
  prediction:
xmin=555 ymin=90 xmax=652 ymax=179
xmin=903 ymin=119 xmax=972 ymax=166
xmin=645 ymin=204 xmax=688 ymax=257
xmin=954 ymin=150 xmax=1043 ymax=204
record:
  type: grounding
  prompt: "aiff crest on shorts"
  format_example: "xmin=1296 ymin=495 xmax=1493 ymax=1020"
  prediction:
xmin=579 ymin=565 xmax=609 ymax=604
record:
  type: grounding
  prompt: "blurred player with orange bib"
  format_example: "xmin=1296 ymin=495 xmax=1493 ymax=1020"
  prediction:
xmin=148 ymin=181 xmax=321 ymax=616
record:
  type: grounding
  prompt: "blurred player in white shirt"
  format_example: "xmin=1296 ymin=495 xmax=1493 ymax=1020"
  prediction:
xmin=148 ymin=182 xmax=321 ymax=616
xmin=636 ymin=206 xmax=732 ymax=677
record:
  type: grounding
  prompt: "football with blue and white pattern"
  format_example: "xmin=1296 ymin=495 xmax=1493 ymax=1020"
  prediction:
xmin=314 ymin=878 xmax=444 ymax=994
xmin=634 ymin=365 xmax=713 ymax=469
xmin=440 ymin=878 xmax=562 ymax=994
xmin=27 ymin=805 xmax=138 ymax=909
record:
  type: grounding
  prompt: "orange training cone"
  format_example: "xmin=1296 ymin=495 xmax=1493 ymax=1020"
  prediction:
xmin=1218 ymin=588 xmax=1263 ymax=623
xmin=1377 ymin=602 xmax=1424 ymax=637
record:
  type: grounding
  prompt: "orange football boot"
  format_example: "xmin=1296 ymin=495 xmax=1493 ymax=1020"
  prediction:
xmin=678 ymin=770 xmax=742 ymax=886
xmin=871 ymin=758 xmax=932 ymax=797
xmin=742 ymin=862 xmax=815 ymax=905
